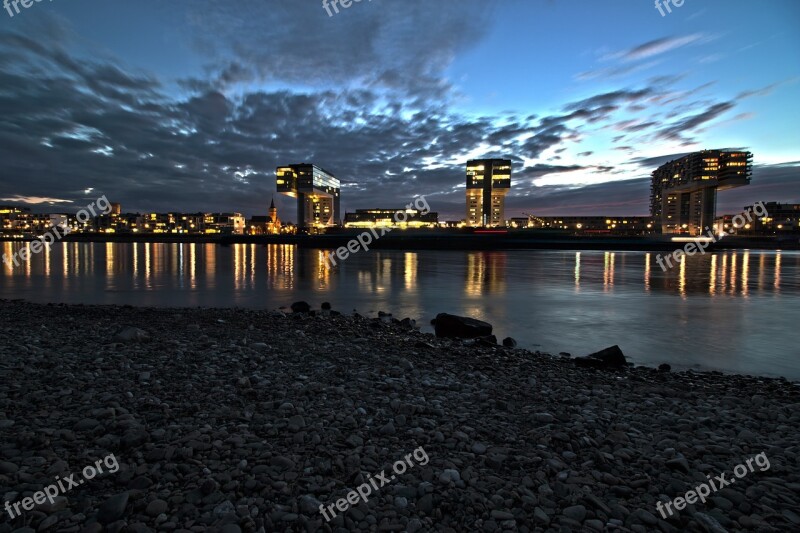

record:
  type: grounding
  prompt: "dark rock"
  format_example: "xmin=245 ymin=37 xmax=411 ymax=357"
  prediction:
xmin=502 ymin=337 xmax=517 ymax=348
xmin=290 ymin=301 xmax=310 ymax=313
xmin=113 ymin=327 xmax=149 ymax=343
xmin=477 ymin=335 xmax=498 ymax=347
xmin=659 ymin=363 xmax=672 ymax=372
xmin=666 ymin=457 xmax=691 ymax=474
xmin=97 ymin=492 xmax=129 ymax=524
xmin=145 ymin=499 xmax=168 ymax=517
xmin=574 ymin=345 xmax=627 ymax=369
xmin=321 ymin=302 xmax=331 ymax=310
xmin=400 ymin=317 xmax=416 ymax=330
xmin=434 ymin=313 xmax=493 ymax=339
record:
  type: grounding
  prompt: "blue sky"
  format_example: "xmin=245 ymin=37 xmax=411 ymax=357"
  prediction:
xmin=1 ymin=0 xmax=798 ymax=219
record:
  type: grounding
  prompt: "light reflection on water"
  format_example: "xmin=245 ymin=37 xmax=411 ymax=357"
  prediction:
xmin=2 ymin=242 xmax=799 ymax=379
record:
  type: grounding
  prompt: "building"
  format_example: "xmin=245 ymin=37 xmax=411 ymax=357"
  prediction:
xmin=276 ymin=163 xmax=340 ymax=232
xmin=651 ymin=150 xmax=752 ymax=235
xmin=268 ymin=198 xmax=281 ymax=234
xmin=203 ymin=213 xmax=245 ymax=235
xmin=247 ymin=198 xmax=283 ymax=235
xmin=511 ymin=215 xmax=654 ymax=234
xmin=466 ymin=159 xmax=511 ymax=227
xmin=717 ymin=202 xmax=800 ymax=235
xmin=343 ymin=208 xmax=439 ymax=228
xmin=751 ymin=202 xmax=800 ymax=233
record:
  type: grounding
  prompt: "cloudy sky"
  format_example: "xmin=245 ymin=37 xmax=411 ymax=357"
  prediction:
xmin=0 ymin=0 xmax=798 ymax=221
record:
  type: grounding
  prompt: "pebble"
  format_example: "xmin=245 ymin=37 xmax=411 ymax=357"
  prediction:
xmin=0 ymin=300 xmax=797 ymax=532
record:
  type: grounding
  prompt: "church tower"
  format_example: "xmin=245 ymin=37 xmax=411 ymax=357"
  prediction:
xmin=267 ymin=197 xmax=281 ymax=234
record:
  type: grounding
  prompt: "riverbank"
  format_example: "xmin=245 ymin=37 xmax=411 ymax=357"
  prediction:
xmin=1 ymin=300 xmax=799 ymax=532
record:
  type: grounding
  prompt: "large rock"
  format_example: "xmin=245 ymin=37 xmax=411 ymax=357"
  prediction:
xmin=433 ymin=313 xmax=493 ymax=339
xmin=574 ymin=345 xmax=627 ymax=369
xmin=290 ymin=301 xmax=311 ymax=313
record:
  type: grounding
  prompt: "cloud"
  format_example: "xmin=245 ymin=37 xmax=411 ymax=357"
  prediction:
xmin=604 ymin=34 xmax=708 ymax=63
xmin=654 ymin=102 xmax=735 ymax=142
xmin=181 ymin=0 xmax=495 ymax=99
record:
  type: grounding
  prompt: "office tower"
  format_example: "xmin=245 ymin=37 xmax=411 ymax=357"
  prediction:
xmin=466 ymin=159 xmax=511 ymax=227
xmin=651 ymin=150 xmax=752 ymax=235
xmin=276 ymin=164 xmax=341 ymax=231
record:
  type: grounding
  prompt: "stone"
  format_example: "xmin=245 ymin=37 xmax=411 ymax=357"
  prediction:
xmin=433 ymin=313 xmax=493 ymax=339
xmin=563 ymin=504 xmax=586 ymax=522
xmin=145 ymin=499 xmax=168 ymax=517
xmin=665 ymin=457 xmax=690 ymax=474
xmin=113 ymin=327 xmax=149 ymax=343
xmin=574 ymin=345 xmax=627 ymax=369
xmin=693 ymin=512 xmax=727 ymax=532
xmin=0 ymin=461 xmax=19 ymax=474
xmin=502 ymin=337 xmax=517 ymax=347
xmin=97 ymin=492 xmax=129 ymax=524
xmin=290 ymin=301 xmax=311 ymax=313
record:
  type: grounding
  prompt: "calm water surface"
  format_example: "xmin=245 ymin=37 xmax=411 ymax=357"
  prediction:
xmin=2 ymin=242 xmax=799 ymax=379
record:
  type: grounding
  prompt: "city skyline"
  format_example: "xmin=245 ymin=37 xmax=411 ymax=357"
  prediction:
xmin=0 ymin=1 xmax=798 ymax=220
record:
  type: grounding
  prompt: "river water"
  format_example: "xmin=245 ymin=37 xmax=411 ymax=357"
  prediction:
xmin=2 ymin=242 xmax=798 ymax=379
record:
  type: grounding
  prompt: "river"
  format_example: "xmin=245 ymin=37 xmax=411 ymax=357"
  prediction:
xmin=2 ymin=242 xmax=798 ymax=379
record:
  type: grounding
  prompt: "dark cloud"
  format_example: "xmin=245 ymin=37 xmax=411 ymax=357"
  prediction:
xmin=181 ymin=0 xmax=495 ymax=100
xmin=654 ymin=102 xmax=735 ymax=142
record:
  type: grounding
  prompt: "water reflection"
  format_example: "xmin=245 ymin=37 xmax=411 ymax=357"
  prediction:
xmin=2 ymin=243 xmax=797 ymax=301
xmin=2 ymin=243 xmax=799 ymax=377
xmin=465 ymin=252 xmax=506 ymax=296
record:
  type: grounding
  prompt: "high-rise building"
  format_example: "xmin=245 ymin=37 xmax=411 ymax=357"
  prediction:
xmin=466 ymin=159 xmax=511 ymax=227
xmin=651 ymin=150 xmax=752 ymax=235
xmin=276 ymin=163 xmax=340 ymax=231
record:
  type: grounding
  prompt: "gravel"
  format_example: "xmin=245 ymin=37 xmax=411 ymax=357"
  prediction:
xmin=0 ymin=299 xmax=799 ymax=532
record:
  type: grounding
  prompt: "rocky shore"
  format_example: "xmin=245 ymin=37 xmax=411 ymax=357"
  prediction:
xmin=1 ymin=300 xmax=799 ymax=533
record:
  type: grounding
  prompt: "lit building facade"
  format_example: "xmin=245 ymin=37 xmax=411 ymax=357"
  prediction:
xmin=651 ymin=150 xmax=752 ymax=235
xmin=276 ymin=164 xmax=340 ymax=231
xmin=343 ymin=208 xmax=439 ymax=228
xmin=722 ymin=202 xmax=800 ymax=234
xmin=203 ymin=213 xmax=245 ymax=235
xmin=466 ymin=159 xmax=511 ymax=227
xmin=510 ymin=215 xmax=654 ymax=234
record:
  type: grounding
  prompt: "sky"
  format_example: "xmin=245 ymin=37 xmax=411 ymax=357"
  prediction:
xmin=0 ymin=0 xmax=798 ymax=221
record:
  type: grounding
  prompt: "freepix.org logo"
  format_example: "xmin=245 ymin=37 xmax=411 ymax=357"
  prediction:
xmin=4 ymin=0 xmax=56 ymax=19
xmin=655 ymin=0 xmax=685 ymax=17
xmin=322 ymin=0 xmax=372 ymax=18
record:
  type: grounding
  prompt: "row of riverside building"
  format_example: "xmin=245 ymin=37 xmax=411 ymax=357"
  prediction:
xmin=2 ymin=150 xmax=799 ymax=237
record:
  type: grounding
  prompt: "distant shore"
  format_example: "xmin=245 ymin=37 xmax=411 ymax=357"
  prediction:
xmin=1 ymin=300 xmax=799 ymax=532
xmin=2 ymin=230 xmax=798 ymax=251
